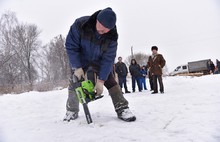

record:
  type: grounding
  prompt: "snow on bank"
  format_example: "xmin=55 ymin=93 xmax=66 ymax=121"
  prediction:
xmin=0 ymin=75 xmax=220 ymax=142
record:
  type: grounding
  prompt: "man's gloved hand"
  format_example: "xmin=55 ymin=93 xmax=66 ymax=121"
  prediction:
xmin=74 ymin=68 xmax=85 ymax=80
xmin=94 ymin=79 xmax=104 ymax=96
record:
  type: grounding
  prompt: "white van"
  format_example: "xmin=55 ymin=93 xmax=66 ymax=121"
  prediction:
xmin=170 ymin=65 xmax=188 ymax=76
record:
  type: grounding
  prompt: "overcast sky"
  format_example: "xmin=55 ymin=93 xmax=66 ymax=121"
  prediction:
xmin=1 ymin=0 xmax=220 ymax=71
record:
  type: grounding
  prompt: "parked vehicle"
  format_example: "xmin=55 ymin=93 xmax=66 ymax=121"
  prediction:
xmin=170 ymin=59 xmax=211 ymax=76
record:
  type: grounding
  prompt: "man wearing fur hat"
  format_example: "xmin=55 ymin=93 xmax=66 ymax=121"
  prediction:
xmin=64 ymin=8 xmax=136 ymax=122
xmin=148 ymin=46 xmax=166 ymax=94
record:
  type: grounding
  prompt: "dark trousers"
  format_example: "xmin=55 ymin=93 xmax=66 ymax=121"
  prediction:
xmin=152 ymin=75 xmax=164 ymax=93
xmin=149 ymin=76 xmax=154 ymax=91
xmin=140 ymin=77 xmax=147 ymax=90
xmin=66 ymin=67 xmax=124 ymax=112
xmin=118 ymin=76 xmax=128 ymax=91
xmin=131 ymin=76 xmax=141 ymax=92
xmin=85 ymin=66 xmax=117 ymax=89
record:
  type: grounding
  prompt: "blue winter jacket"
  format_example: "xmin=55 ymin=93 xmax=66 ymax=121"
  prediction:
xmin=140 ymin=69 xmax=147 ymax=78
xmin=65 ymin=10 xmax=118 ymax=81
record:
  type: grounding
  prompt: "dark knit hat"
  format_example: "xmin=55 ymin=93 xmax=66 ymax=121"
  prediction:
xmin=151 ymin=46 xmax=158 ymax=51
xmin=97 ymin=7 xmax=116 ymax=29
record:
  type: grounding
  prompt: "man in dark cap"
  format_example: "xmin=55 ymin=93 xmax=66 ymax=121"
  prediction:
xmin=148 ymin=46 xmax=166 ymax=94
xmin=64 ymin=8 xmax=136 ymax=122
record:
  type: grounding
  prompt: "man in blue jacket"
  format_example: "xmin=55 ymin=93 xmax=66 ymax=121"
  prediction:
xmin=63 ymin=8 xmax=136 ymax=122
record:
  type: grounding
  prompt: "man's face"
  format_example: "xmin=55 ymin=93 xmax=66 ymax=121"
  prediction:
xmin=96 ymin=20 xmax=110 ymax=35
xmin=152 ymin=49 xmax=157 ymax=55
xmin=118 ymin=57 xmax=122 ymax=62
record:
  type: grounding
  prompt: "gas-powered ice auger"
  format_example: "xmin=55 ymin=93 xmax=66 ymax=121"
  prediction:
xmin=75 ymin=80 xmax=103 ymax=124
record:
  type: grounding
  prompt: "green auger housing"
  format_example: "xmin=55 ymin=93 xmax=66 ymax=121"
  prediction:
xmin=75 ymin=80 xmax=102 ymax=104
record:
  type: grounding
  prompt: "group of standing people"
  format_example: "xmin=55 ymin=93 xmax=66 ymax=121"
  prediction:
xmin=115 ymin=46 xmax=166 ymax=94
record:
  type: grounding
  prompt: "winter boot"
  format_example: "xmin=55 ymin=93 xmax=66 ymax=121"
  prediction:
xmin=109 ymin=85 xmax=136 ymax=122
xmin=63 ymin=110 xmax=78 ymax=122
xmin=125 ymin=89 xmax=131 ymax=93
xmin=125 ymin=90 xmax=131 ymax=93
xmin=117 ymin=108 xmax=136 ymax=122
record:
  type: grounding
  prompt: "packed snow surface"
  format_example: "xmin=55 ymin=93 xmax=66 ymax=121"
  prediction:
xmin=0 ymin=75 xmax=220 ymax=142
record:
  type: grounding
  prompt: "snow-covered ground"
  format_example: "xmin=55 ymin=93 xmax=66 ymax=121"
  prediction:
xmin=0 ymin=75 xmax=220 ymax=142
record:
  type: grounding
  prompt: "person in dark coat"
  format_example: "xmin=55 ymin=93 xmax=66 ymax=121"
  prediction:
xmin=129 ymin=59 xmax=142 ymax=92
xmin=140 ymin=66 xmax=147 ymax=90
xmin=217 ymin=59 xmax=220 ymax=70
xmin=208 ymin=60 xmax=215 ymax=74
xmin=64 ymin=8 xmax=136 ymax=122
xmin=115 ymin=57 xmax=131 ymax=93
xmin=148 ymin=46 xmax=166 ymax=94
xmin=214 ymin=59 xmax=220 ymax=74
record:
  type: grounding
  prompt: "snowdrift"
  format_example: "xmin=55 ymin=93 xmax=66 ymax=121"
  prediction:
xmin=0 ymin=75 xmax=220 ymax=142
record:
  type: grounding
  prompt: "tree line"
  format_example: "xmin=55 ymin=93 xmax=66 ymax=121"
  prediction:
xmin=0 ymin=11 xmax=69 ymax=94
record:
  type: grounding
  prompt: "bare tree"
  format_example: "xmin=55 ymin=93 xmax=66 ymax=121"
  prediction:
xmin=10 ymin=23 xmax=41 ymax=90
xmin=0 ymin=11 xmax=41 ymax=92
xmin=39 ymin=35 xmax=69 ymax=85
xmin=37 ymin=45 xmax=51 ymax=82
xmin=0 ymin=11 xmax=19 ymax=92
xmin=1 ymin=11 xmax=69 ymax=93
xmin=125 ymin=52 xmax=150 ymax=67
xmin=0 ymin=11 xmax=18 ymax=69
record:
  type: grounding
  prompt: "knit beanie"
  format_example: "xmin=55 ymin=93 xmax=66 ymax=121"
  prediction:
xmin=97 ymin=7 xmax=116 ymax=29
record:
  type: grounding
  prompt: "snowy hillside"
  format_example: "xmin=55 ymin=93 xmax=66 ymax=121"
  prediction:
xmin=0 ymin=75 xmax=220 ymax=142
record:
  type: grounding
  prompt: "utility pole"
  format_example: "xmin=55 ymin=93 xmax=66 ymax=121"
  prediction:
xmin=131 ymin=46 xmax=134 ymax=59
